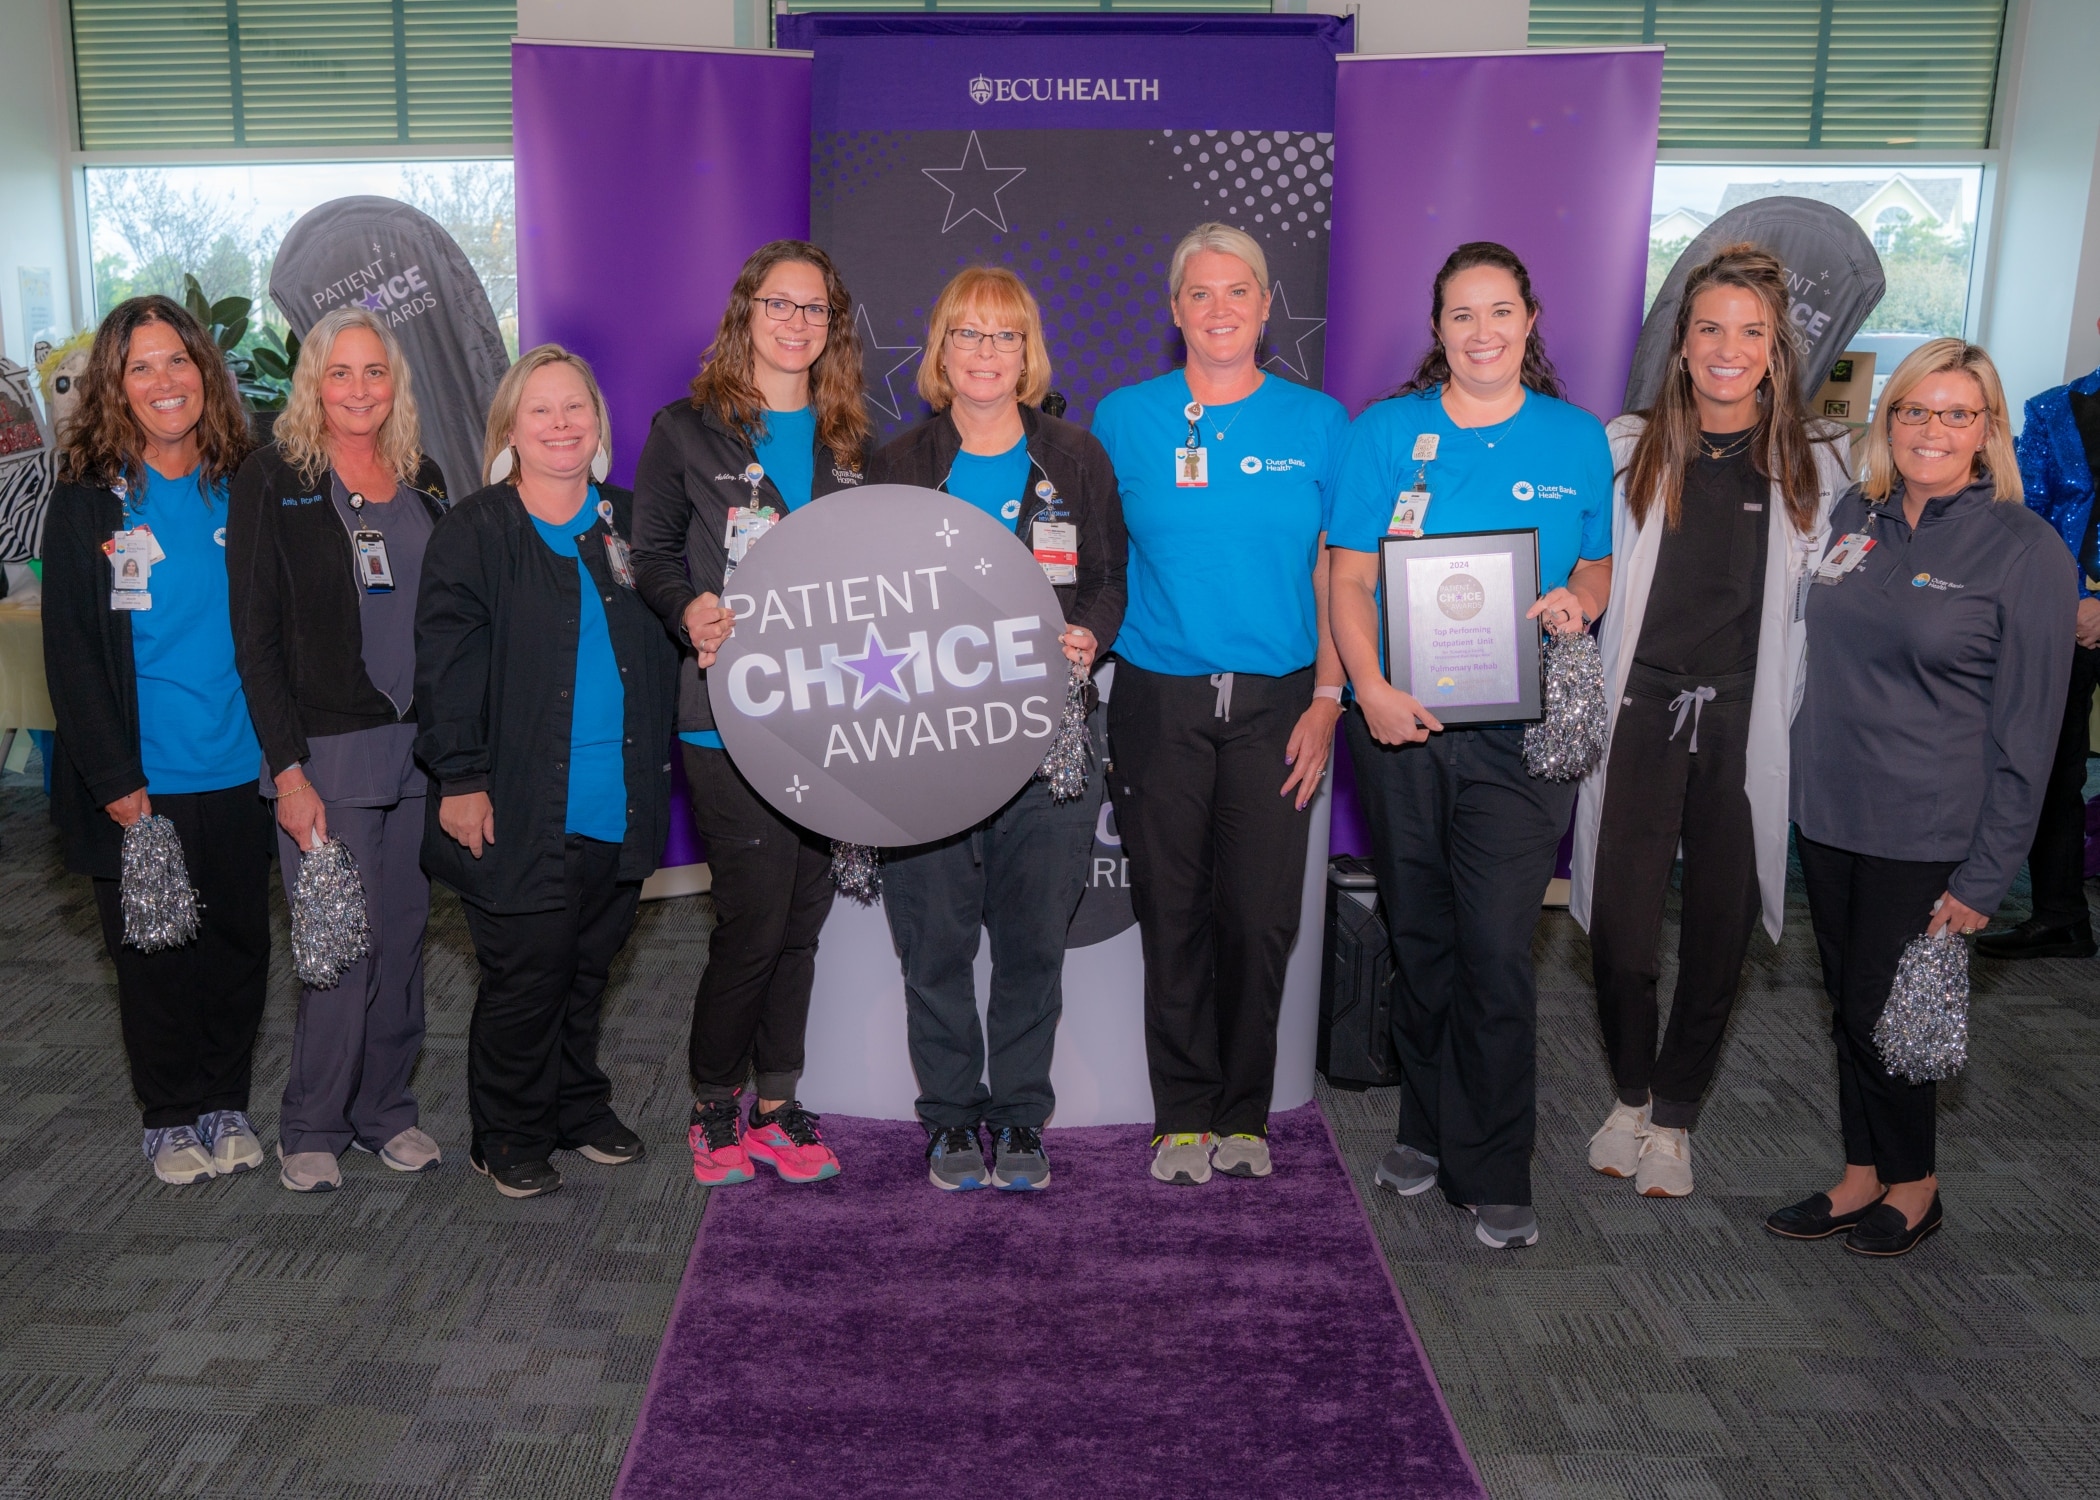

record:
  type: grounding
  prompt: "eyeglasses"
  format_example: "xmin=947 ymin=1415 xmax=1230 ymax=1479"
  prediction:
xmin=1891 ymin=403 xmax=1983 ymax=429
xmin=757 ymin=297 xmax=832 ymax=326
xmin=947 ymin=328 xmax=1025 ymax=352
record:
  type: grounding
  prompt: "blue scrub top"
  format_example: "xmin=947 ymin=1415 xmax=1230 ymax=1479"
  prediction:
xmin=944 ymin=438 xmax=1030 ymax=529
xmin=127 ymin=467 xmax=261 ymax=793
xmin=753 ymin=406 xmax=817 ymax=512
xmin=1327 ymin=387 xmax=1614 ymax=588
xmin=530 ymin=487 xmax=628 ymax=843
xmin=1093 ymin=369 xmax=1349 ymax=677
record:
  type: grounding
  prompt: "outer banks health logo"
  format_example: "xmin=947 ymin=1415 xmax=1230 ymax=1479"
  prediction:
xmin=707 ymin=484 xmax=1070 ymax=847
xmin=969 ymin=72 xmax=1160 ymax=105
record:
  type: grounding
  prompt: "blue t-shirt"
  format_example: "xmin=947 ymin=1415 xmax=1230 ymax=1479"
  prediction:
xmin=127 ymin=468 xmax=261 ymax=793
xmin=753 ymin=406 xmax=817 ymax=512
xmin=1327 ymin=387 xmax=1614 ymax=589
xmin=530 ymin=487 xmax=627 ymax=843
xmin=1093 ymin=370 xmax=1349 ymax=676
xmin=944 ymin=438 xmax=1031 ymax=529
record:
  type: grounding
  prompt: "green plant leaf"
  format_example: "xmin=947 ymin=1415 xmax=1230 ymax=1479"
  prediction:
xmin=209 ymin=295 xmax=252 ymax=327
xmin=220 ymin=317 xmax=250 ymax=350
xmin=250 ymin=348 xmax=290 ymax=380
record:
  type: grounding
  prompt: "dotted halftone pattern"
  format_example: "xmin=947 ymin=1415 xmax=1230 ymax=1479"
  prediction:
xmin=1154 ymin=130 xmax=1335 ymax=248
xmin=811 ymin=130 xmax=918 ymax=205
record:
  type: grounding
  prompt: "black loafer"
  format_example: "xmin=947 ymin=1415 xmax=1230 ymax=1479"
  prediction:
xmin=1844 ymin=1194 xmax=1943 ymax=1257
xmin=1764 ymin=1190 xmax=1886 ymax=1240
xmin=1975 ymin=917 xmax=2097 ymax=960
xmin=575 ymin=1121 xmax=645 ymax=1166
xmin=471 ymin=1149 xmax=563 ymax=1199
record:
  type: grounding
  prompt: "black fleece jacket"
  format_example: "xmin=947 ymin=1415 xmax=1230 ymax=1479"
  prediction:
xmin=413 ymin=483 xmax=678 ymax=914
xmin=226 ymin=443 xmax=448 ymax=776
xmin=630 ymin=400 xmax=870 ymax=735
xmin=867 ymin=404 xmax=1127 ymax=654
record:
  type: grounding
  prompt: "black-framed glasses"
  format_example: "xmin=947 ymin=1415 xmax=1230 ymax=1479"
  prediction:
xmin=757 ymin=297 xmax=832 ymax=326
xmin=947 ymin=327 xmax=1024 ymax=352
xmin=1891 ymin=403 xmax=1983 ymax=429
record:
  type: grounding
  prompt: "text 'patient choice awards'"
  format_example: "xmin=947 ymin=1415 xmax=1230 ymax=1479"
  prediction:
xmin=707 ymin=484 xmax=1071 ymax=847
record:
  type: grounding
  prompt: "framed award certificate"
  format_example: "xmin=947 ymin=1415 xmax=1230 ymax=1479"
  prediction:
xmin=1377 ymin=529 xmax=1544 ymax=725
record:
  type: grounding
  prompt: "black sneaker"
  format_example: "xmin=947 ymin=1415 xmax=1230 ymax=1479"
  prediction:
xmin=990 ymin=1125 xmax=1050 ymax=1190
xmin=1975 ymin=917 xmax=2097 ymax=960
xmin=575 ymin=1119 xmax=645 ymax=1165
xmin=925 ymin=1123 xmax=988 ymax=1191
xmin=470 ymin=1148 xmax=562 ymax=1199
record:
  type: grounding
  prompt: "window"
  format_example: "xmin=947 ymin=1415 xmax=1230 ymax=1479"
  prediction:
xmin=69 ymin=0 xmax=517 ymax=150
xmin=86 ymin=160 xmax=517 ymax=353
xmin=1872 ymin=205 xmax=1913 ymax=253
xmin=1529 ymin=1 xmax=2008 ymax=150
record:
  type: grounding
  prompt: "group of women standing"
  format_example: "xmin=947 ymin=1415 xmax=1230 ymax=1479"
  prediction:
xmin=44 ymin=220 xmax=2073 ymax=1254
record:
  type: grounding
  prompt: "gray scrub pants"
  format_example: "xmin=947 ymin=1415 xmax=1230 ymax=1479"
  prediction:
xmin=276 ymin=796 xmax=429 ymax=1156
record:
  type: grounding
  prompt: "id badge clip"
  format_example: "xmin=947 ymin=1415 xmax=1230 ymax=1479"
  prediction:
xmin=355 ymin=531 xmax=395 ymax=593
xmin=604 ymin=533 xmax=637 ymax=589
xmin=1176 ymin=401 xmax=1208 ymax=488
xmin=723 ymin=504 xmax=777 ymax=580
xmin=1388 ymin=471 xmax=1432 ymax=538
xmin=1032 ymin=520 xmax=1079 ymax=585
xmin=108 ymin=527 xmax=156 ymax=610
xmin=1814 ymin=531 xmax=1876 ymax=585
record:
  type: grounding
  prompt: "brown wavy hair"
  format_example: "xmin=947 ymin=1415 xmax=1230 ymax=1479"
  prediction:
xmin=1626 ymin=243 xmax=1828 ymax=535
xmin=1393 ymin=242 xmax=1563 ymax=401
xmin=690 ymin=240 xmax=869 ymax=470
xmin=57 ymin=295 xmax=251 ymax=493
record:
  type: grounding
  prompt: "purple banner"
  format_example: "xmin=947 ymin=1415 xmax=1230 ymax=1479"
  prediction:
xmin=513 ymin=41 xmax=814 ymax=488
xmin=1323 ymin=49 xmax=1663 ymax=423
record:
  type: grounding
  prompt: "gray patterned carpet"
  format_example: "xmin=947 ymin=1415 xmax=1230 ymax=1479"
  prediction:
xmin=1 ymin=755 xmax=2096 ymax=1499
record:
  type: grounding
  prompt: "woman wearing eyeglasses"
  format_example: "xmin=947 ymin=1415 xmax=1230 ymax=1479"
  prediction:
xmin=865 ymin=266 xmax=1126 ymax=1192
xmin=632 ymin=240 xmax=871 ymax=1187
xmin=1774 ymin=340 xmax=2072 ymax=1257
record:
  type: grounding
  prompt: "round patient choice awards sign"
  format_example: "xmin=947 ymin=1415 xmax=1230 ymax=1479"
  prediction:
xmin=707 ymin=484 xmax=1071 ymax=847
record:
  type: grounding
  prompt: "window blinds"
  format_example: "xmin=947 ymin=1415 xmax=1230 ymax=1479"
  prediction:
xmin=70 ymin=0 xmax=517 ymax=150
xmin=1528 ymin=0 xmax=2007 ymax=149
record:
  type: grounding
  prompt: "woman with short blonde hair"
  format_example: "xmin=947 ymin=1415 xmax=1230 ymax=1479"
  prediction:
xmin=483 ymin=344 xmax=613 ymax=483
xmin=868 ymin=263 xmax=1125 ymax=1190
xmin=1773 ymin=338 xmax=2074 ymax=1256
xmin=228 ymin=303 xmax=449 ymax=1193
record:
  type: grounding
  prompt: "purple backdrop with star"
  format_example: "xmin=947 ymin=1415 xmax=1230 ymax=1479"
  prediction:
xmin=793 ymin=15 xmax=1350 ymax=444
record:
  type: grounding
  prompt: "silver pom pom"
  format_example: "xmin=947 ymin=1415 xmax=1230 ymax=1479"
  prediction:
xmin=1034 ymin=672 xmax=1095 ymax=804
xmin=830 ymin=841 xmax=881 ymax=904
xmin=1524 ymin=631 xmax=1608 ymax=782
xmin=290 ymin=837 xmax=372 ymax=990
xmin=1873 ymin=932 xmax=1970 ymax=1083
xmin=120 ymin=814 xmax=200 ymax=952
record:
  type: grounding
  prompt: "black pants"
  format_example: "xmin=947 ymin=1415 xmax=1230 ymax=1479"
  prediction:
xmin=2025 ymin=644 xmax=2099 ymax=927
xmin=881 ymin=774 xmax=1099 ymax=1131
xmin=1108 ymin=662 xmax=1315 ymax=1139
xmin=92 ymin=784 xmax=273 ymax=1128
xmin=1347 ymin=712 xmax=1574 ymax=1208
xmin=1795 ymin=834 xmax=1957 ymax=1184
xmin=461 ymin=835 xmax=637 ymax=1167
xmin=683 ymin=744 xmax=835 ymax=1104
xmin=1588 ymin=668 xmax=1760 ymax=1129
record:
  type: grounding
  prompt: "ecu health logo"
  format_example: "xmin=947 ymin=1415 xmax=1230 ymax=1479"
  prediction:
xmin=970 ymin=74 xmax=994 ymax=105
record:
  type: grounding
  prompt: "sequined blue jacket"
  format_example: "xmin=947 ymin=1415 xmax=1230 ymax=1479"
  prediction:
xmin=2017 ymin=365 xmax=2100 ymax=600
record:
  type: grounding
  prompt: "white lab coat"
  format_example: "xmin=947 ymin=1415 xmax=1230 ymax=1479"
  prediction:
xmin=1569 ymin=414 xmax=1852 ymax=943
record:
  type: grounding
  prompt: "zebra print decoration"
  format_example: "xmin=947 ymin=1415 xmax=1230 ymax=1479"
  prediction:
xmin=0 ymin=358 xmax=54 ymax=563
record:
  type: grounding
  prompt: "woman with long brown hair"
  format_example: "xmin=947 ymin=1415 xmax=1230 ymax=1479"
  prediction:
xmin=1569 ymin=244 xmax=1852 ymax=1200
xmin=227 ymin=305 xmax=449 ymax=1194
xmin=43 ymin=294 xmax=268 ymax=1186
xmin=631 ymin=239 xmax=871 ymax=1187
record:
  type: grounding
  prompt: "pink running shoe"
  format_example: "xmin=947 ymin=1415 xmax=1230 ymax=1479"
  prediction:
xmin=688 ymin=1099 xmax=755 ymax=1186
xmin=743 ymin=1101 xmax=841 ymax=1183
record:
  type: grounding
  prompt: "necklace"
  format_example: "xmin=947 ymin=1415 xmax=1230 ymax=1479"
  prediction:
xmin=1461 ymin=410 xmax=1520 ymax=451
xmin=1699 ymin=430 xmax=1756 ymax=461
xmin=1185 ymin=384 xmax=1259 ymax=446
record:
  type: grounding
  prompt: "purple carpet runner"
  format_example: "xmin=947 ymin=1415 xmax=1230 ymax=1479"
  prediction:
xmin=615 ymin=1103 xmax=1484 ymax=1499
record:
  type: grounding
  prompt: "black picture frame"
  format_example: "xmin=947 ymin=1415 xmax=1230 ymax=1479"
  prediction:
xmin=1377 ymin=528 xmax=1544 ymax=726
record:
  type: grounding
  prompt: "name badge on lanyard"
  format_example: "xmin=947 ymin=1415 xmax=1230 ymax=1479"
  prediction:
xmin=107 ymin=525 xmax=160 ymax=610
xmin=1814 ymin=530 xmax=1877 ymax=585
xmin=345 ymin=492 xmax=393 ymax=594
xmin=1029 ymin=480 xmax=1077 ymax=584
xmin=598 ymin=497 xmax=637 ymax=588
xmin=1175 ymin=400 xmax=1208 ymax=488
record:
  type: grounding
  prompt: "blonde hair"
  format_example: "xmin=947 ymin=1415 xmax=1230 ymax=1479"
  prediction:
xmin=917 ymin=267 xmax=1053 ymax=410
xmin=1857 ymin=337 xmax=2021 ymax=503
xmin=482 ymin=344 xmax=612 ymax=486
xmin=276 ymin=307 xmax=423 ymax=486
xmin=1168 ymin=222 xmax=1270 ymax=299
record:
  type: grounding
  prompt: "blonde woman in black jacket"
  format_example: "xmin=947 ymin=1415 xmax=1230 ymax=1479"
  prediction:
xmin=228 ymin=306 xmax=447 ymax=1195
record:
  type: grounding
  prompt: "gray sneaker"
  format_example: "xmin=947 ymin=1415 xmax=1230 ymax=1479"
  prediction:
xmin=1374 ymin=1143 xmax=1439 ymax=1197
xmin=378 ymin=1127 xmax=443 ymax=1173
xmin=196 ymin=1110 xmax=264 ymax=1176
xmin=144 ymin=1125 xmax=217 ymax=1186
xmin=1472 ymin=1204 xmax=1539 ymax=1249
xmin=277 ymin=1144 xmax=342 ymax=1193
xmin=990 ymin=1126 xmax=1051 ymax=1190
xmin=1150 ymin=1133 xmax=1213 ymax=1186
xmin=1213 ymin=1133 xmax=1272 ymax=1178
xmin=925 ymin=1124 xmax=988 ymax=1191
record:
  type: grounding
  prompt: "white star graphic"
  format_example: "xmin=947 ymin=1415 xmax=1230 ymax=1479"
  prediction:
xmin=855 ymin=304 xmax=923 ymax=422
xmin=1260 ymin=279 xmax=1327 ymax=383
xmin=785 ymin=775 xmax=809 ymax=803
xmin=935 ymin=520 xmax=959 ymax=546
xmin=974 ymin=558 xmax=992 ymax=576
xmin=922 ymin=132 xmax=1028 ymax=234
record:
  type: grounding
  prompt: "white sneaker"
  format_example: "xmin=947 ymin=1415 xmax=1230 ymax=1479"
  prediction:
xmin=1213 ymin=1134 xmax=1272 ymax=1178
xmin=144 ymin=1125 xmax=217 ymax=1186
xmin=377 ymin=1127 xmax=443 ymax=1173
xmin=1150 ymin=1133 xmax=1213 ymax=1186
xmin=1634 ymin=1123 xmax=1694 ymax=1198
xmin=277 ymin=1143 xmax=342 ymax=1193
xmin=1587 ymin=1099 xmax=1650 ymax=1178
xmin=197 ymin=1110 xmax=264 ymax=1176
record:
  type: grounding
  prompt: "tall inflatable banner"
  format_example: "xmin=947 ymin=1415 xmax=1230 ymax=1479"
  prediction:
xmin=270 ymin=197 xmax=511 ymax=502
